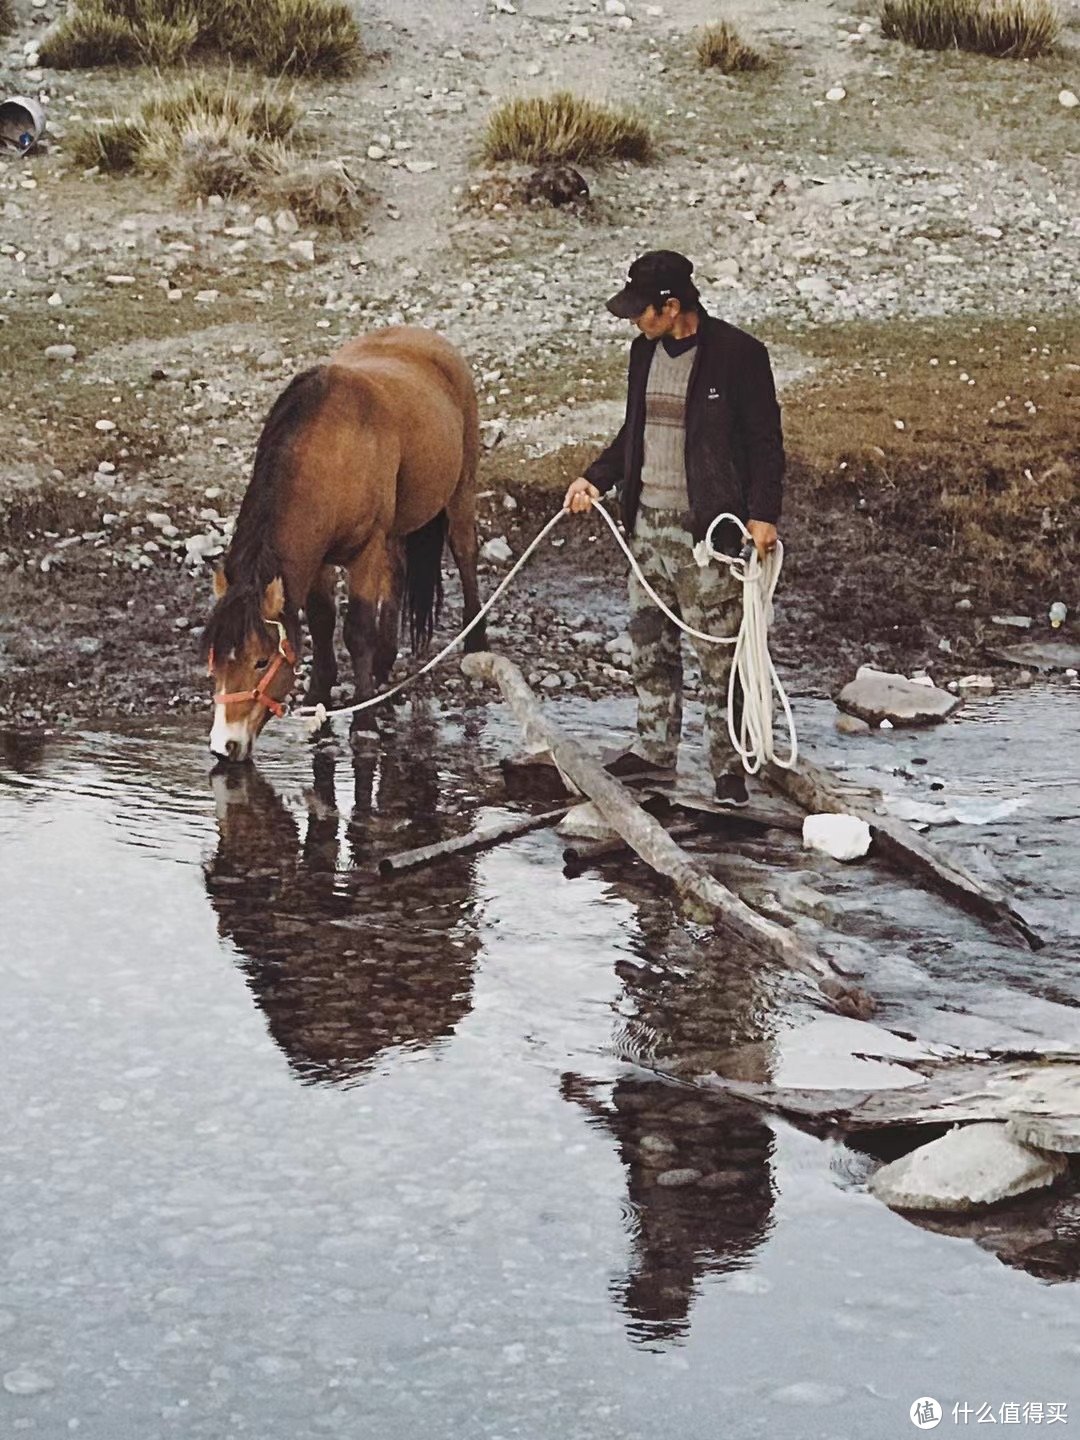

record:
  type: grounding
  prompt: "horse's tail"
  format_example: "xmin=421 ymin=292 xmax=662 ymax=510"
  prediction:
xmin=403 ymin=510 xmax=447 ymax=653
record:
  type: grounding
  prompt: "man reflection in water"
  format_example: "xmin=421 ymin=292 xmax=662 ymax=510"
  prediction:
xmin=204 ymin=715 xmax=484 ymax=1086
xmin=563 ymin=883 xmax=776 ymax=1346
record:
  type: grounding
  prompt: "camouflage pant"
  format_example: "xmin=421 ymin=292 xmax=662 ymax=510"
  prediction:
xmin=628 ymin=505 xmax=744 ymax=778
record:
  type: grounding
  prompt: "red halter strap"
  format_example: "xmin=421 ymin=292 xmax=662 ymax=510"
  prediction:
xmin=210 ymin=629 xmax=296 ymax=719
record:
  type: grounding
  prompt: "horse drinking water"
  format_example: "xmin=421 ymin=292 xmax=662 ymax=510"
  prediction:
xmin=204 ymin=326 xmax=486 ymax=762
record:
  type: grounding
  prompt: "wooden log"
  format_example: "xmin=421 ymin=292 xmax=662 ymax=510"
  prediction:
xmin=462 ymin=651 xmax=874 ymax=1017
xmin=378 ymin=805 xmax=570 ymax=875
xmin=766 ymin=755 xmax=1043 ymax=950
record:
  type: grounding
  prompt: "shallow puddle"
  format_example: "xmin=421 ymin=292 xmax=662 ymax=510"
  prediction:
xmin=1 ymin=688 xmax=1077 ymax=1439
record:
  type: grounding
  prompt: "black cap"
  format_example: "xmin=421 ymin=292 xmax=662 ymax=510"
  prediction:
xmin=606 ymin=250 xmax=695 ymax=319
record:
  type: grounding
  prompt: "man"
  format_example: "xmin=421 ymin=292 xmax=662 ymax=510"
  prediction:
xmin=564 ymin=250 xmax=784 ymax=806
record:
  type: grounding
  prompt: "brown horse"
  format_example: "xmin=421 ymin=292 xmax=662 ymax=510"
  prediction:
xmin=203 ymin=326 xmax=485 ymax=762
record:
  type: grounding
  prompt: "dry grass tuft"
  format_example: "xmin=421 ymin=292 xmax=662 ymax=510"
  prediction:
xmin=482 ymin=92 xmax=653 ymax=166
xmin=0 ymin=0 xmax=16 ymax=37
xmin=696 ymin=21 xmax=769 ymax=72
xmin=39 ymin=0 xmax=363 ymax=76
xmin=879 ymin=0 xmax=1060 ymax=58
xmin=68 ymin=77 xmax=365 ymax=226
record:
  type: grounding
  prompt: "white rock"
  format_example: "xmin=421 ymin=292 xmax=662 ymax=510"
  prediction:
xmin=837 ymin=666 xmax=961 ymax=726
xmin=825 ymin=86 xmax=846 ymax=102
xmin=802 ymin=813 xmax=872 ymax=862
xmin=94 ymin=419 xmax=116 ymax=432
xmin=481 ymin=536 xmax=513 ymax=563
xmin=869 ymin=1122 xmax=1067 ymax=1211
xmin=289 ymin=240 xmax=316 ymax=264
xmin=367 ymin=144 xmax=387 ymax=160
xmin=1006 ymin=1070 xmax=1080 ymax=1154
xmin=105 ymin=274 xmax=136 ymax=286
xmin=404 ymin=159 xmax=438 ymax=174
xmin=45 ymin=343 xmax=77 ymax=360
xmin=956 ymin=673 xmax=994 ymax=690
xmin=274 ymin=209 xmax=300 ymax=234
xmin=557 ymin=802 xmax=617 ymax=841
xmin=1059 ymin=89 xmax=1078 ymax=109
xmin=254 ymin=215 xmax=275 ymax=236
xmin=605 ymin=0 xmax=626 ymax=12
xmin=47 ymin=291 xmax=63 ymax=307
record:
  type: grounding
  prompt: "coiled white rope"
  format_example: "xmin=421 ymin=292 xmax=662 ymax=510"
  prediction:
xmin=296 ymin=501 xmax=797 ymax=773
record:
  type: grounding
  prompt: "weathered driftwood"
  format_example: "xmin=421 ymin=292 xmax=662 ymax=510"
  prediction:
xmin=378 ymin=805 xmax=570 ymax=875
xmin=462 ymin=651 xmax=873 ymax=1017
xmin=766 ymin=755 xmax=1044 ymax=950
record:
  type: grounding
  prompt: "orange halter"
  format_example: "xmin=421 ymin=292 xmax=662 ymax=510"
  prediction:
xmin=209 ymin=623 xmax=296 ymax=720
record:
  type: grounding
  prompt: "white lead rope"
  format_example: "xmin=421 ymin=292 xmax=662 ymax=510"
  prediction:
xmin=297 ymin=500 xmax=797 ymax=773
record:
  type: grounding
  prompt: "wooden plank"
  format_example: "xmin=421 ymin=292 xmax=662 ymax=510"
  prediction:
xmin=378 ymin=805 xmax=570 ymax=875
xmin=766 ymin=756 xmax=1044 ymax=950
xmin=462 ymin=651 xmax=875 ymax=1018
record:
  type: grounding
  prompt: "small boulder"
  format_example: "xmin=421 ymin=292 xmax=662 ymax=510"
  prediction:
xmin=834 ymin=712 xmax=870 ymax=736
xmin=869 ymin=1121 xmax=1067 ymax=1212
xmin=836 ymin=665 xmax=961 ymax=727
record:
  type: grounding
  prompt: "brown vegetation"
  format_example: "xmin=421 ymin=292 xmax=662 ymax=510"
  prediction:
xmin=879 ymin=0 xmax=1060 ymax=59
xmin=482 ymin=92 xmax=654 ymax=166
xmin=0 ymin=0 xmax=16 ymax=37
xmin=70 ymin=77 xmax=365 ymax=226
xmin=696 ymin=21 xmax=769 ymax=73
xmin=39 ymin=0 xmax=363 ymax=76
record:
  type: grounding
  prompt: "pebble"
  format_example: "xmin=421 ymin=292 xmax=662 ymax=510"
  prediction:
xmin=3 ymin=1367 xmax=55 ymax=1396
xmin=94 ymin=419 xmax=116 ymax=432
xmin=655 ymin=1168 xmax=702 ymax=1187
xmin=45 ymin=343 xmax=77 ymax=360
xmin=367 ymin=145 xmax=387 ymax=160
xmin=481 ymin=536 xmax=513 ymax=563
xmin=289 ymin=240 xmax=316 ymax=264
xmin=1059 ymin=89 xmax=1078 ymax=109
xmin=825 ymin=86 xmax=846 ymax=102
xmin=274 ymin=209 xmax=299 ymax=234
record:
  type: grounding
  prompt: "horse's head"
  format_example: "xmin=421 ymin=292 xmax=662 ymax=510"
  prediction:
xmin=205 ymin=573 xmax=297 ymax=763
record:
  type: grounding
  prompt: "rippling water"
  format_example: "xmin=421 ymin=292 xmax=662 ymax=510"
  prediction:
xmin=1 ymin=690 xmax=1077 ymax=1439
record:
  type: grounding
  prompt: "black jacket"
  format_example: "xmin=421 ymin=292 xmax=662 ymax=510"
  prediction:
xmin=584 ymin=309 xmax=785 ymax=541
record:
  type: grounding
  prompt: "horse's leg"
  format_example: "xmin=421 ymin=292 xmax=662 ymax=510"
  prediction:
xmin=302 ymin=564 xmax=338 ymax=706
xmin=446 ymin=421 xmax=486 ymax=652
xmin=373 ymin=540 xmax=404 ymax=689
xmin=344 ymin=536 xmax=393 ymax=705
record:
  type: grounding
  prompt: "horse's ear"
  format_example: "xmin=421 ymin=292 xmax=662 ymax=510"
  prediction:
xmin=212 ymin=568 xmax=228 ymax=600
xmin=262 ymin=576 xmax=285 ymax=621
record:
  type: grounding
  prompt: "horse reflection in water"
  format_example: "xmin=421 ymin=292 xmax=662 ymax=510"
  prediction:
xmin=563 ymin=881 xmax=780 ymax=1348
xmin=205 ymin=719 xmax=482 ymax=1086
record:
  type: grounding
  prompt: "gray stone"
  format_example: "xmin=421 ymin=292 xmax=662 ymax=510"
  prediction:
xmin=1006 ymin=1071 xmax=1080 ymax=1154
xmin=869 ymin=1122 xmax=1067 ymax=1212
xmin=655 ymin=1168 xmax=703 ymax=1188
xmin=991 ymin=614 xmax=1033 ymax=630
xmin=837 ymin=666 xmax=961 ymax=727
xmin=45 ymin=343 xmax=77 ymax=360
xmin=989 ymin=640 xmax=1080 ymax=673
xmin=3 ymin=1366 xmax=54 ymax=1396
xmin=480 ymin=536 xmax=512 ymax=563
xmin=834 ymin=712 xmax=871 ymax=736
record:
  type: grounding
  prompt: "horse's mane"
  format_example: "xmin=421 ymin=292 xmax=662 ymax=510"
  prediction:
xmin=202 ymin=366 xmax=328 ymax=659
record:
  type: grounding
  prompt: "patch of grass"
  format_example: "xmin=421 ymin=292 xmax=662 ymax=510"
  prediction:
xmin=879 ymin=0 xmax=1060 ymax=59
xmin=482 ymin=92 xmax=654 ymax=166
xmin=67 ymin=76 xmax=364 ymax=225
xmin=0 ymin=0 xmax=16 ymax=37
xmin=696 ymin=21 xmax=769 ymax=73
xmin=781 ymin=315 xmax=1078 ymax=595
xmin=39 ymin=0 xmax=363 ymax=76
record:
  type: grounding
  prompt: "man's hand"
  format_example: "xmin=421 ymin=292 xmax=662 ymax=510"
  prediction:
xmin=747 ymin=520 xmax=778 ymax=559
xmin=564 ymin=477 xmax=601 ymax=514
